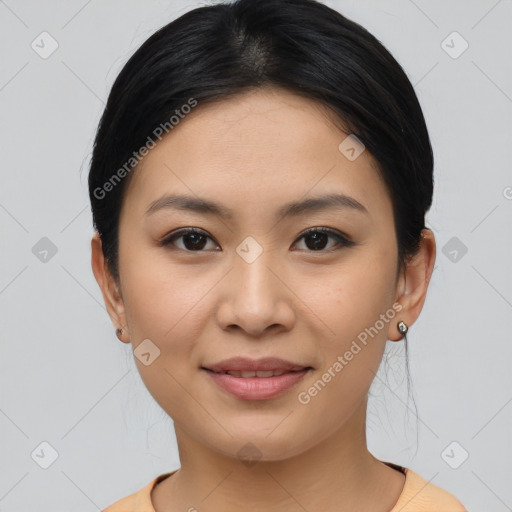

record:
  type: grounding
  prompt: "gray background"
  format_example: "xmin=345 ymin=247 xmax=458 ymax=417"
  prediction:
xmin=1 ymin=0 xmax=511 ymax=510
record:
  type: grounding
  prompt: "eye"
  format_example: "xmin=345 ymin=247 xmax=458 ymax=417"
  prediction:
xmin=293 ymin=227 xmax=355 ymax=252
xmin=159 ymin=228 xmax=219 ymax=251
xmin=159 ymin=227 xmax=354 ymax=252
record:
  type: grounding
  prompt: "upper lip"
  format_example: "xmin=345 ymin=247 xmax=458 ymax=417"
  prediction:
xmin=202 ymin=357 xmax=311 ymax=373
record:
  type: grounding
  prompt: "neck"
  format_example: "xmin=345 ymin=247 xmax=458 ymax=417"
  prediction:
xmin=151 ymin=397 xmax=405 ymax=512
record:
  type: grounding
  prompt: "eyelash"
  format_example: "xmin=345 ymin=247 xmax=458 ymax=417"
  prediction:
xmin=159 ymin=227 xmax=355 ymax=253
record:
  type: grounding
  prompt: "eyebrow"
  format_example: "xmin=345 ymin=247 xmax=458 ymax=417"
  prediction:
xmin=144 ymin=193 xmax=369 ymax=219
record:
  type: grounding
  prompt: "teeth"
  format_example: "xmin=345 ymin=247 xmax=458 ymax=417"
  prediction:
xmin=223 ymin=370 xmax=292 ymax=377
xmin=255 ymin=370 xmax=274 ymax=377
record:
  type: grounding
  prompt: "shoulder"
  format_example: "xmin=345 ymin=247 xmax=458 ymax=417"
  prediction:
xmin=102 ymin=472 xmax=176 ymax=512
xmin=102 ymin=467 xmax=467 ymax=512
xmin=390 ymin=467 xmax=467 ymax=512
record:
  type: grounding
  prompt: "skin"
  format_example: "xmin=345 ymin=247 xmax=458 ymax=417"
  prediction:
xmin=91 ymin=87 xmax=436 ymax=512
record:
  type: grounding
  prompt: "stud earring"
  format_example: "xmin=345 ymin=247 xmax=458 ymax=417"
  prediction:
xmin=115 ymin=327 xmax=123 ymax=340
xmin=397 ymin=321 xmax=408 ymax=338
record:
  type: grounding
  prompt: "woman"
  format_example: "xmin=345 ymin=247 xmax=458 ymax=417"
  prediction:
xmin=89 ymin=0 xmax=467 ymax=510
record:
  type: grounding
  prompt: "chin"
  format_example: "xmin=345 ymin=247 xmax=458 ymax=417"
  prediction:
xmin=206 ymin=429 xmax=314 ymax=463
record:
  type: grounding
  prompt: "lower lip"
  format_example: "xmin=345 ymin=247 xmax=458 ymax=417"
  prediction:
xmin=203 ymin=368 xmax=310 ymax=401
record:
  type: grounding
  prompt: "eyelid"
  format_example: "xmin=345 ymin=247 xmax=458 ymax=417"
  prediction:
xmin=295 ymin=227 xmax=355 ymax=250
xmin=159 ymin=226 xmax=355 ymax=251
xmin=158 ymin=227 xmax=217 ymax=248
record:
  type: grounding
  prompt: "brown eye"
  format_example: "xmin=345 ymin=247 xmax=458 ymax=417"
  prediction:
xmin=159 ymin=228 xmax=219 ymax=251
xmin=293 ymin=228 xmax=355 ymax=252
xmin=159 ymin=227 xmax=354 ymax=253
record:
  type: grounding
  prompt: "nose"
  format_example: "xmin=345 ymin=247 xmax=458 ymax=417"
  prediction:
xmin=215 ymin=248 xmax=295 ymax=337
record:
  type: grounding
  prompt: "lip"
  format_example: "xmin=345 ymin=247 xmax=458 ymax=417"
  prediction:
xmin=202 ymin=356 xmax=309 ymax=373
xmin=201 ymin=357 xmax=312 ymax=401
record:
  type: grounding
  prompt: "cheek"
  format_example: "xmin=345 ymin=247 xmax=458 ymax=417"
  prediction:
xmin=119 ymin=241 xmax=205 ymax=338
xmin=312 ymin=250 xmax=397 ymax=342
xmin=297 ymin=267 xmax=395 ymax=433
xmin=119 ymin=254 xmax=211 ymax=418
xmin=301 ymin=246 xmax=397 ymax=408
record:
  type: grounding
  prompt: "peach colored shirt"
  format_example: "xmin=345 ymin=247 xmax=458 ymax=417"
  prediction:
xmin=102 ymin=464 xmax=467 ymax=512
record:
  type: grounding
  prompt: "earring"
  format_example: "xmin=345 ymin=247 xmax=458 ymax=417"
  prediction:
xmin=397 ymin=321 xmax=408 ymax=338
xmin=115 ymin=327 xmax=123 ymax=340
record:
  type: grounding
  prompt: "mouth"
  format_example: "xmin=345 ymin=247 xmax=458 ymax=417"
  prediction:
xmin=201 ymin=362 xmax=313 ymax=401
xmin=201 ymin=356 xmax=312 ymax=374
xmin=202 ymin=368 xmax=311 ymax=378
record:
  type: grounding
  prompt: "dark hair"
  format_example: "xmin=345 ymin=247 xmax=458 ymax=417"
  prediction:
xmin=88 ymin=0 xmax=433 ymax=285
xmin=88 ymin=0 xmax=429 ymax=445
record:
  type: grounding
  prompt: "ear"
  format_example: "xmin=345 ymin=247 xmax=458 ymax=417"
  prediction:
xmin=91 ymin=232 xmax=130 ymax=343
xmin=387 ymin=228 xmax=436 ymax=341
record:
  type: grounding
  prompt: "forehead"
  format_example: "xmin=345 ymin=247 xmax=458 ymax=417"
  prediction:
xmin=122 ymin=87 xmax=391 ymax=224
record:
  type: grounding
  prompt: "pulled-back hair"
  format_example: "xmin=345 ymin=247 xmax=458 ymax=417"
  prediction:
xmin=88 ymin=0 xmax=433 ymax=285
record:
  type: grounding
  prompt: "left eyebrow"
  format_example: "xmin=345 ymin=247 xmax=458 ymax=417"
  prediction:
xmin=276 ymin=193 xmax=369 ymax=218
xmin=144 ymin=192 xmax=369 ymax=220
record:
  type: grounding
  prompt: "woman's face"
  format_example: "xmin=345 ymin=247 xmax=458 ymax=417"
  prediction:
xmin=105 ymin=88 xmax=405 ymax=461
